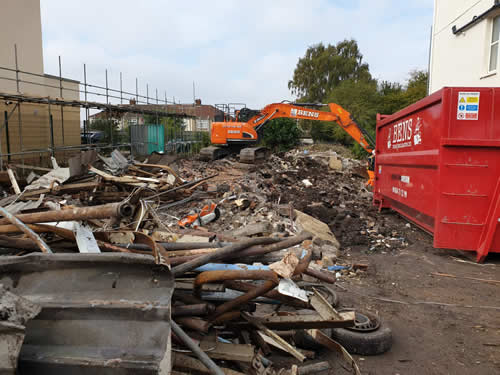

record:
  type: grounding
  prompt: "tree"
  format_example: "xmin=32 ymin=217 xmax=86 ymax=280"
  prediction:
xmin=288 ymin=40 xmax=372 ymax=102
xmin=378 ymin=70 xmax=429 ymax=115
xmin=262 ymin=118 xmax=301 ymax=151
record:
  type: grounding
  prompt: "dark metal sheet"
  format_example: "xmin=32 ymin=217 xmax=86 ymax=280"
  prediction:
xmin=0 ymin=253 xmax=173 ymax=374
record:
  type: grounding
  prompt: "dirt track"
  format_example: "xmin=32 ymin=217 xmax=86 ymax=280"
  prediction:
xmin=333 ymin=223 xmax=500 ymax=375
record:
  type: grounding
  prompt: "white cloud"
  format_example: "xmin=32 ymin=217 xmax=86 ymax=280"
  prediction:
xmin=40 ymin=0 xmax=433 ymax=108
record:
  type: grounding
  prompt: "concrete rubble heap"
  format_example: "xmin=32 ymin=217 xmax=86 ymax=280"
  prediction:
xmin=0 ymin=146 xmax=401 ymax=374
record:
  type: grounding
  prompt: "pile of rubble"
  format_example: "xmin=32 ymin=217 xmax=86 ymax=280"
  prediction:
xmin=0 ymin=147 xmax=397 ymax=374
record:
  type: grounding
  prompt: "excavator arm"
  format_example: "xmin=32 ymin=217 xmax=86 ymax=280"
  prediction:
xmin=246 ymin=102 xmax=375 ymax=153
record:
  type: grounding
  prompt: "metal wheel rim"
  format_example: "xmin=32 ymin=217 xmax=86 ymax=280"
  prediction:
xmin=339 ymin=309 xmax=380 ymax=332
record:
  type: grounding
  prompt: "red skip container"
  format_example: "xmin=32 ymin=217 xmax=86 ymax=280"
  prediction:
xmin=373 ymin=87 xmax=500 ymax=261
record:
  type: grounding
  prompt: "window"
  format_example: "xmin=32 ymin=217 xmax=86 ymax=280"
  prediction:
xmin=489 ymin=16 xmax=500 ymax=72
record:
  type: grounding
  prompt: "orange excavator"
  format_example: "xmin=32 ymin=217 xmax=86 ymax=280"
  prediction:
xmin=200 ymin=102 xmax=376 ymax=185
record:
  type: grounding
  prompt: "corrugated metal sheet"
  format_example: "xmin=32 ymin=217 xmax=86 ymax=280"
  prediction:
xmin=0 ymin=253 xmax=173 ymax=374
xmin=130 ymin=124 xmax=165 ymax=155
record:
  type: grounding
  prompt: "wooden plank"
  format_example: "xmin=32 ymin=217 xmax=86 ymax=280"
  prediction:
xmin=232 ymin=313 xmax=354 ymax=330
xmin=7 ymin=168 xmax=21 ymax=194
xmin=309 ymin=287 xmax=344 ymax=320
xmin=200 ymin=340 xmax=255 ymax=363
xmin=305 ymin=329 xmax=360 ymax=375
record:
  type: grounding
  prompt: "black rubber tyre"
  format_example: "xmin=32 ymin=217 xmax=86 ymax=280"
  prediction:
xmin=331 ymin=312 xmax=392 ymax=355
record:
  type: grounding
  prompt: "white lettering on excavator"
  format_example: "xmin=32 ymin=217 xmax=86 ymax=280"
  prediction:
xmin=389 ymin=118 xmax=413 ymax=149
xmin=290 ymin=108 xmax=319 ymax=118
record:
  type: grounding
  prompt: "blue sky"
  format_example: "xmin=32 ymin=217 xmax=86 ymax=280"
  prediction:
xmin=40 ymin=0 xmax=434 ymax=108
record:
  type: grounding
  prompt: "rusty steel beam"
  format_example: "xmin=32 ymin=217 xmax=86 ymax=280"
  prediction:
xmin=0 ymin=202 xmax=133 ymax=226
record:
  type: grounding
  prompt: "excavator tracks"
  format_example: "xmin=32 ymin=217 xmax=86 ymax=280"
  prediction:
xmin=199 ymin=146 xmax=230 ymax=161
xmin=239 ymin=147 xmax=270 ymax=164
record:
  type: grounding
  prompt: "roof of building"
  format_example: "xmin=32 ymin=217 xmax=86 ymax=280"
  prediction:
xmin=89 ymin=101 xmax=223 ymax=120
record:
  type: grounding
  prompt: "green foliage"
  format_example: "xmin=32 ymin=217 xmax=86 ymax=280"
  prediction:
xmin=89 ymin=118 xmax=120 ymax=144
xmin=288 ymin=37 xmax=429 ymax=158
xmin=262 ymin=118 xmax=301 ymax=151
xmin=200 ymin=131 xmax=211 ymax=147
xmin=288 ymin=40 xmax=372 ymax=102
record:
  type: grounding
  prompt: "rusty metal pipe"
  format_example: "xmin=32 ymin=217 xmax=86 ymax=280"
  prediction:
xmin=236 ymin=232 xmax=312 ymax=259
xmin=224 ymin=280 xmax=309 ymax=308
xmin=171 ymin=320 xmax=224 ymax=375
xmin=0 ymin=207 xmax=52 ymax=253
xmin=175 ymin=317 xmax=211 ymax=334
xmin=172 ymin=237 xmax=279 ymax=277
xmin=0 ymin=202 xmax=133 ymax=226
xmin=168 ymin=232 xmax=312 ymax=267
xmin=304 ymin=268 xmax=336 ymax=284
xmin=160 ymin=242 xmax=224 ymax=250
xmin=166 ymin=248 xmax=220 ymax=257
xmin=293 ymin=249 xmax=312 ymax=276
xmin=193 ymin=270 xmax=279 ymax=297
xmin=209 ymin=280 xmax=277 ymax=321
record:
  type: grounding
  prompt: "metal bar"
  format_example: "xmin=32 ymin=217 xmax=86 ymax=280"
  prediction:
xmin=49 ymin=114 xmax=55 ymax=157
xmin=16 ymin=102 xmax=23 ymax=168
xmin=120 ymin=72 xmax=123 ymax=104
xmin=4 ymin=111 xmax=10 ymax=162
xmin=105 ymin=69 xmax=109 ymax=104
xmin=58 ymin=56 xmax=63 ymax=98
xmin=0 ymin=206 xmax=52 ymax=253
xmin=14 ymin=44 xmax=19 ymax=93
xmin=171 ymin=320 xmax=225 ymax=375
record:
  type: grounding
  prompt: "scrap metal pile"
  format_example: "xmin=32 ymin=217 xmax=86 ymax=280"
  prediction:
xmin=0 ymin=148 xmax=394 ymax=374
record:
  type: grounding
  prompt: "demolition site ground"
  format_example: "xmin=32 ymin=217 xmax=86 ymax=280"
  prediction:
xmin=173 ymin=145 xmax=500 ymax=375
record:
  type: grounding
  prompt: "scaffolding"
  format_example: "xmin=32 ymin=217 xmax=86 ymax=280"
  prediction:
xmin=0 ymin=45 xmax=197 ymax=170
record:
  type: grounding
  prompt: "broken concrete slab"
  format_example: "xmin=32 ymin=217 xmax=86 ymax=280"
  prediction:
xmin=294 ymin=210 xmax=340 ymax=249
xmin=329 ymin=156 xmax=343 ymax=171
